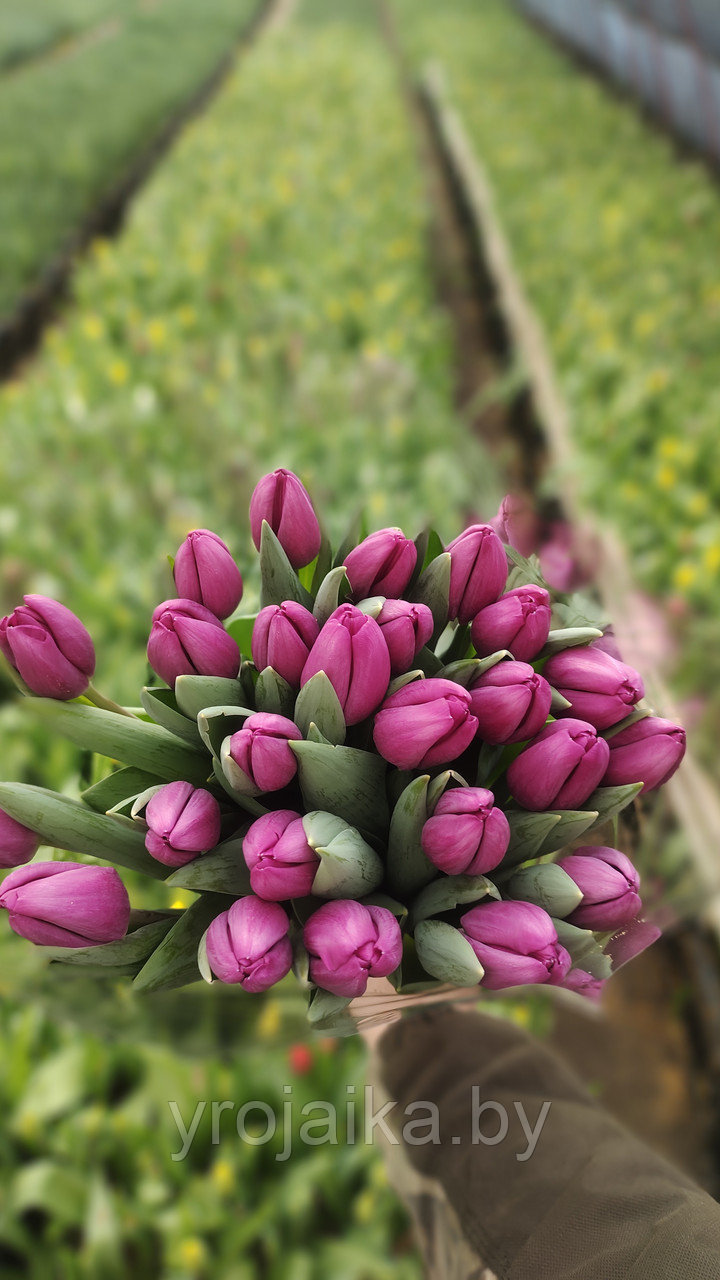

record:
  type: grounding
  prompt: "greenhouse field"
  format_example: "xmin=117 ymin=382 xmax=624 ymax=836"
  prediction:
xmin=392 ymin=0 xmax=720 ymax=755
xmin=1 ymin=0 xmax=719 ymax=1276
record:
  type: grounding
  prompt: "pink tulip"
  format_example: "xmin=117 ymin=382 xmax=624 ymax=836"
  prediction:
xmin=249 ymin=469 xmax=321 ymax=570
xmin=0 ymin=595 xmax=95 ymax=700
xmin=243 ymin=810 xmax=319 ymax=900
xmin=561 ymin=969 xmax=606 ymax=1002
xmin=205 ymin=897 xmax=293 ymax=991
xmin=559 ymin=846 xmax=641 ymax=931
xmin=470 ymin=584 xmax=551 ymax=663
xmin=173 ymin=529 xmax=243 ymax=621
xmin=0 ymin=808 xmax=40 ymax=869
xmin=446 ymin=524 xmax=508 ymax=623
xmin=421 ymin=787 xmax=510 ymax=875
xmin=469 ymin=660 xmax=552 ymax=744
xmin=251 ymin=602 xmax=320 ymax=688
xmin=304 ymin=900 xmax=402 ymax=998
xmin=301 ymin=604 xmax=390 ymax=725
xmin=461 ymin=900 xmax=571 ymax=990
xmin=344 ymin=528 xmax=417 ymax=600
xmin=228 ymin=713 xmax=302 ymax=794
xmin=603 ymin=716 xmax=686 ymax=792
xmin=144 ymin=781 xmax=222 ymax=868
xmin=375 ymin=599 xmax=434 ymax=676
xmin=0 ymin=862 xmax=130 ymax=948
xmin=373 ymin=678 xmax=478 ymax=769
xmin=544 ymin=647 xmax=644 ymax=731
xmin=147 ymin=598 xmax=239 ymax=688
xmin=507 ymin=718 xmax=610 ymax=811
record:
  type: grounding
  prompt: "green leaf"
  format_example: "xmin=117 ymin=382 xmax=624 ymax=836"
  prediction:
xmin=504 ymin=546 xmax=549 ymax=590
xmin=541 ymin=626 xmax=603 ymax=655
xmin=175 ymin=674 xmax=245 ymax=721
xmin=386 ymin=669 xmax=424 ymax=696
xmin=534 ymin=808 xmax=599 ymax=857
xmin=310 ymin=533 xmax=333 ymax=595
xmin=585 ymin=783 xmax=643 ymax=828
xmin=360 ymin=892 xmax=408 ymax=921
xmin=22 ymin=699 xmax=211 ymax=785
xmin=45 ymin=916 xmax=177 ymax=969
xmin=166 ymin=835 xmax=252 ymax=896
xmin=553 ymin=595 xmax=610 ymax=632
xmin=414 ymin=645 xmax=444 ymax=676
xmin=333 ymin=509 xmax=364 ymax=567
xmin=506 ymin=864 xmax=583 ymax=917
xmin=81 ymin=766 xmax=164 ymax=814
xmin=549 ymin=687 xmax=573 ymax=715
xmin=293 ymin=672 xmax=346 ymax=745
xmin=553 ymin=918 xmax=612 ymax=980
xmin=414 ymin=920 xmax=484 ymax=986
xmin=412 ymin=551 xmax=451 ymax=639
xmin=197 ymin=705 xmax=252 ymax=757
xmin=306 ymin=989 xmax=354 ymax=1034
xmin=260 ymin=520 xmax=312 ymax=608
xmin=313 ymin=565 xmax=350 ymax=627
xmin=11 ymin=1161 xmax=87 ymax=1226
xmin=386 ymin=774 xmax=435 ymax=896
xmin=502 ymin=809 xmax=562 ymax=867
xmin=290 ymin=739 xmax=388 ymax=839
xmin=211 ymin=757 xmax=267 ymax=816
xmin=254 ymin=667 xmax=296 ymax=718
xmin=0 ymin=783 xmax=168 ymax=879
xmin=304 ymin=812 xmax=384 ymax=899
xmin=140 ymin=686 xmax=203 ymax=747
xmin=133 ymin=894 xmax=229 ymax=993
xmin=411 ymin=874 xmax=499 ymax=925
xmin=603 ymin=708 xmax=653 ymax=739
xmin=426 ymin=769 xmax=467 ymax=810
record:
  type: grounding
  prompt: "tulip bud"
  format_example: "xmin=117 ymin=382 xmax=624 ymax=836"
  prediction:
xmin=303 ymin=900 xmax=403 ymax=998
xmin=375 ymin=599 xmax=434 ymax=676
xmin=249 ymin=469 xmax=321 ymax=570
xmin=243 ymin=810 xmax=319 ymax=900
xmin=144 ymin=781 xmax=221 ymax=868
xmin=421 ymin=787 xmax=509 ymax=876
xmin=173 ymin=529 xmax=243 ymax=621
xmin=603 ymin=716 xmax=686 ymax=792
xmin=225 ymin=713 xmax=302 ymax=795
xmin=507 ymin=718 xmax=610 ymax=811
xmin=561 ymin=968 xmax=606 ymax=1002
xmin=204 ymin=897 xmax=293 ymax=991
xmin=0 ymin=595 xmax=95 ymax=700
xmin=0 ymin=862 xmax=130 ymax=948
xmin=543 ymin=648 xmax=644 ymax=731
xmin=0 ymin=807 xmax=40 ymax=870
xmin=301 ymin=604 xmax=390 ymax=726
xmin=558 ymin=846 xmax=641 ymax=931
xmin=470 ymin=584 xmax=551 ymax=662
xmin=469 ymin=660 xmax=552 ymax=744
xmin=373 ymin=677 xmax=478 ymax=769
xmin=490 ymin=493 xmax=538 ymax=558
xmin=445 ymin=524 xmax=508 ymax=623
xmin=460 ymin=900 xmax=571 ymax=990
xmin=147 ymin=598 xmax=240 ymax=688
xmin=252 ymin=601 xmax=320 ymax=688
xmin=344 ymin=528 xmax=417 ymax=600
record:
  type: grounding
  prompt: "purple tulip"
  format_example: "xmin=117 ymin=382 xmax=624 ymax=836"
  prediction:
xmin=344 ymin=528 xmax=417 ymax=600
xmin=0 ymin=808 xmax=40 ymax=870
xmin=376 ymin=599 xmax=434 ymax=676
xmin=251 ymin=602 xmax=320 ymax=688
xmin=507 ymin=718 xmax=610 ymax=811
xmin=469 ymin=660 xmax=552 ymax=744
xmin=228 ymin=713 xmax=302 ymax=794
xmin=173 ymin=529 xmax=243 ymax=621
xmin=421 ymin=787 xmax=510 ymax=876
xmin=243 ymin=810 xmax=319 ymax=900
xmin=301 ymin=604 xmax=390 ymax=726
xmin=205 ymin=897 xmax=293 ymax=991
xmin=470 ymin=584 xmax=551 ymax=663
xmin=603 ymin=716 xmax=686 ymax=792
xmin=249 ymin=469 xmax=321 ymax=570
xmin=373 ymin=677 xmax=478 ymax=769
xmin=0 ymin=862 xmax=130 ymax=948
xmin=303 ymin=900 xmax=402 ymax=998
xmin=147 ymin=598 xmax=240 ymax=688
xmin=460 ymin=900 xmax=571 ymax=990
xmin=561 ymin=968 xmax=606 ymax=1002
xmin=144 ymin=781 xmax=222 ymax=868
xmin=558 ymin=846 xmax=641 ymax=931
xmin=490 ymin=493 xmax=538 ymax=558
xmin=543 ymin=648 xmax=644 ymax=731
xmin=446 ymin=524 xmax=508 ymax=624
xmin=0 ymin=595 xmax=95 ymax=700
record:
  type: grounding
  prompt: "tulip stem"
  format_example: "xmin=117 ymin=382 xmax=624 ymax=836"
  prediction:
xmin=85 ymin=684 xmax=137 ymax=718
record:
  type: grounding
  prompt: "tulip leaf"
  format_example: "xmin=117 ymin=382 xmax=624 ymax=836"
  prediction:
xmin=294 ymin=672 xmax=346 ymax=745
xmin=133 ymin=894 xmax=229 ymax=992
xmin=166 ymin=836 xmax=252 ymax=896
xmin=541 ymin=626 xmax=603 ymax=655
xmin=386 ymin=774 xmax=436 ymax=896
xmin=311 ymin=826 xmax=384 ymax=900
xmin=411 ymin=874 xmax=500 ymax=925
xmin=306 ymin=989 xmax=354 ymax=1035
xmin=22 ymin=699 xmax=211 ymax=785
xmin=414 ymin=919 xmax=484 ymax=987
xmin=412 ymin=551 xmax=451 ymax=639
xmin=175 ymin=675 xmax=245 ymax=721
xmin=436 ymin=622 xmax=471 ymax=666
xmin=549 ymin=687 xmax=573 ymax=715
xmin=414 ymin=645 xmax=444 ymax=677
xmin=552 ymin=918 xmax=612 ymax=980
xmin=45 ymin=916 xmax=178 ymax=969
xmin=333 ymin=509 xmax=365 ymax=568
xmin=506 ymin=864 xmax=583 ymax=918
xmin=211 ymin=756 xmax=267 ymax=816
xmin=140 ymin=687 xmax=203 ymax=747
xmin=585 ymin=783 xmax=643 ymax=828
xmin=504 ymin=547 xmax=549 ymax=591
xmin=426 ymin=770 xmax=468 ymax=811
xmin=502 ymin=810 xmax=562 ymax=867
xmin=197 ymin=705 xmax=252 ymax=757
xmin=421 ymin=528 xmax=445 ymax=570
xmin=0 ymin=783 xmax=169 ymax=879
xmin=290 ymin=739 xmax=388 ymax=839
xmin=313 ymin=565 xmax=350 ymax=627
xmin=254 ymin=667 xmax=296 ymax=718
xmin=310 ymin=533 xmax=334 ymax=596
xmin=553 ymin=596 xmax=610 ymax=632
xmin=534 ymin=808 xmax=599 ymax=857
xmin=360 ymin=892 xmax=408 ymax=921
xmin=260 ymin=521 xmax=313 ymax=609
xmin=81 ymin=766 xmax=165 ymax=815
xmin=603 ymin=708 xmax=653 ymax=739
xmin=439 ymin=655 xmax=508 ymax=686
xmin=386 ymin=669 xmax=424 ymax=697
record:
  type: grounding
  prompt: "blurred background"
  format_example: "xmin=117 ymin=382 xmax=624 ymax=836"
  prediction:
xmin=0 ymin=0 xmax=719 ymax=1275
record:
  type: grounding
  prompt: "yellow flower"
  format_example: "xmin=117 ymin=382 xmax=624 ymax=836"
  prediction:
xmin=256 ymin=999 xmax=281 ymax=1040
xmin=146 ymin=319 xmax=168 ymax=349
xmin=702 ymin=544 xmax=720 ymax=574
xmin=177 ymin=305 xmax=197 ymax=328
xmin=633 ymin=312 xmax=658 ymax=338
xmin=658 ymin=437 xmax=682 ymax=460
xmin=673 ymin=563 xmax=698 ymax=592
xmin=655 ymin=465 xmax=677 ymax=493
xmin=646 ymin=369 xmax=669 ymax=394
xmin=177 ymin=1237 xmax=207 ymax=1271
xmin=107 ymin=359 xmax=129 ymax=386
xmin=82 ymin=314 xmax=105 ymax=341
xmin=210 ymin=1160 xmax=235 ymax=1195
xmin=687 ymin=492 xmax=709 ymax=518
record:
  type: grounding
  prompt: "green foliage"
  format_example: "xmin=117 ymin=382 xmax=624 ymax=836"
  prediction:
xmin=0 ymin=0 xmax=128 ymax=72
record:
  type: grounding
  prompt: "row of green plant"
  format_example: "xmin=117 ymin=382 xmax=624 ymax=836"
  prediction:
xmin=0 ymin=0 xmax=260 ymax=321
xmin=0 ymin=1 xmax=504 ymax=1273
xmin=391 ymin=0 xmax=720 ymax=744
xmin=0 ymin=0 xmax=129 ymax=72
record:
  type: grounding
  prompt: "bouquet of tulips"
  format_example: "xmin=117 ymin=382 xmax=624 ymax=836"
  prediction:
xmin=0 ymin=469 xmax=686 ymax=1030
